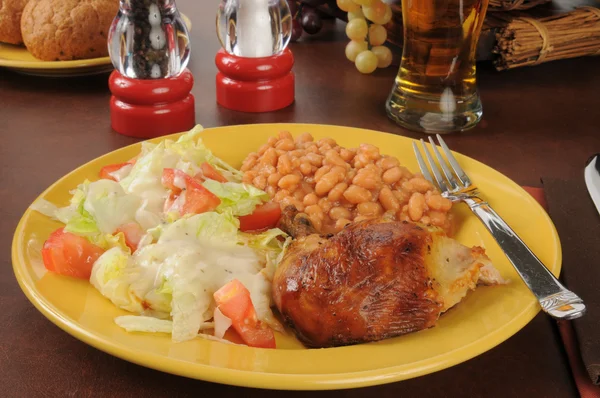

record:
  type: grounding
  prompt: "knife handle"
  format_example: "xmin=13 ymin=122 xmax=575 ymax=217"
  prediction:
xmin=464 ymin=196 xmax=586 ymax=320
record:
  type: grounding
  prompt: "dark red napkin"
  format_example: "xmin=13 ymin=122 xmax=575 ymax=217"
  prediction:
xmin=523 ymin=185 xmax=600 ymax=398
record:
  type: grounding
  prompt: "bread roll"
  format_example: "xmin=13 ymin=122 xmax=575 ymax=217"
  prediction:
xmin=20 ymin=0 xmax=118 ymax=61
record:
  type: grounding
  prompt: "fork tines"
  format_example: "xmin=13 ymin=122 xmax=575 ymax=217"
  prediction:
xmin=412 ymin=135 xmax=472 ymax=194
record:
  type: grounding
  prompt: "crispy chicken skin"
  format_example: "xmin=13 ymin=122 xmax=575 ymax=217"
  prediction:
xmin=273 ymin=209 xmax=504 ymax=348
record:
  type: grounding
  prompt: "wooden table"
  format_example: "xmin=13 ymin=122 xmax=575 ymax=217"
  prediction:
xmin=1 ymin=1 xmax=599 ymax=396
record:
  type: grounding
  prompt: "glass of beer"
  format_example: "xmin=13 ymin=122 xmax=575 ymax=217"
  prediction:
xmin=385 ymin=0 xmax=489 ymax=133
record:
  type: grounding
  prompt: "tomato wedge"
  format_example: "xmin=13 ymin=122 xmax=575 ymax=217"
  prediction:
xmin=200 ymin=162 xmax=228 ymax=183
xmin=161 ymin=168 xmax=188 ymax=195
xmin=162 ymin=168 xmax=221 ymax=216
xmin=99 ymin=162 xmax=131 ymax=182
xmin=41 ymin=228 xmax=105 ymax=279
xmin=181 ymin=177 xmax=221 ymax=215
xmin=214 ymin=279 xmax=276 ymax=349
xmin=238 ymin=202 xmax=282 ymax=232
xmin=115 ymin=222 xmax=144 ymax=252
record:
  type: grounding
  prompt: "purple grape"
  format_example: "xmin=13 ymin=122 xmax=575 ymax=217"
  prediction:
xmin=301 ymin=8 xmax=322 ymax=35
xmin=302 ymin=0 xmax=327 ymax=6
xmin=291 ymin=19 xmax=303 ymax=41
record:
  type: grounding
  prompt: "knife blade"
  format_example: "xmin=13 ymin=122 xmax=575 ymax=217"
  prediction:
xmin=584 ymin=153 xmax=600 ymax=216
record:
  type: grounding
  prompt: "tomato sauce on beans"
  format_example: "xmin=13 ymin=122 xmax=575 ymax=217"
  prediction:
xmin=241 ymin=132 xmax=454 ymax=235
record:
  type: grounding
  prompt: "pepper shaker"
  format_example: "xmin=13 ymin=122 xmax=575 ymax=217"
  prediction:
xmin=107 ymin=0 xmax=196 ymax=138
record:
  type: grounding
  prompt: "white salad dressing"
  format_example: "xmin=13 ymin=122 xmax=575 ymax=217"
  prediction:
xmin=83 ymin=180 xmax=140 ymax=234
xmin=107 ymin=163 xmax=134 ymax=182
xmin=41 ymin=127 xmax=287 ymax=344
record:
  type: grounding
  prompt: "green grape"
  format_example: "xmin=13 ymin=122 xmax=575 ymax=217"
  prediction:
xmin=372 ymin=45 xmax=393 ymax=68
xmin=347 ymin=8 xmax=365 ymax=21
xmin=337 ymin=0 xmax=360 ymax=12
xmin=368 ymin=24 xmax=387 ymax=46
xmin=363 ymin=1 xmax=392 ymax=25
xmin=352 ymin=0 xmax=374 ymax=5
xmin=345 ymin=18 xmax=368 ymax=41
xmin=345 ymin=40 xmax=368 ymax=62
xmin=355 ymin=50 xmax=378 ymax=74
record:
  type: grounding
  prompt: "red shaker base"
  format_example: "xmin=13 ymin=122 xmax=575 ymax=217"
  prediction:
xmin=108 ymin=69 xmax=196 ymax=139
xmin=215 ymin=48 xmax=295 ymax=113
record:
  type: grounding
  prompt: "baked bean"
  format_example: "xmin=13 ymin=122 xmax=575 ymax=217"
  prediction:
xmin=313 ymin=164 xmax=331 ymax=182
xmin=290 ymin=149 xmax=304 ymax=158
xmin=354 ymin=215 xmax=370 ymax=223
xmin=353 ymin=153 xmax=370 ymax=169
xmin=265 ymin=186 xmax=276 ymax=197
xmin=344 ymin=169 xmax=357 ymax=184
xmin=440 ymin=198 xmax=453 ymax=211
xmin=275 ymin=138 xmax=296 ymax=151
xmin=296 ymin=132 xmax=313 ymax=144
xmin=380 ymin=156 xmax=400 ymax=170
xmin=335 ymin=218 xmax=351 ymax=231
xmin=309 ymin=214 xmax=323 ymax=231
xmin=357 ymin=202 xmax=383 ymax=216
xmin=304 ymin=153 xmax=323 ymax=167
xmin=352 ymin=169 xmax=380 ymax=190
xmin=330 ymin=206 xmax=352 ymax=220
xmin=343 ymin=185 xmax=371 ymax=204
xmin=401 ymin=180 xmax=415 ymax=192
xmin=299 ymin=162 xmax=312 ymax=176
xmin=258 ymin=144 xmax=270 ymax=155
xmin=325 ymin=149 xmax=347 ymax=167
xmin=306 ymin=144 xmax=319 ymax=154
xmin=277 ymin=154 xmax=293 ymax=175
xmin=328 ymin=182 xmax=348 ymax=202
xmin=261 ymin=148 xmax=278 ymax=167
xmin=280 ymin=197 xmax=302 ymax=211
xmin=303 ymin=193 xmax=318 ymax=206
xmin=243 ymin=132 xmax=454 ymax=235
xmin=330 ymin=166 xmax=347 ymax=180
xmin=242 ymin=170 xmax=257 ymax=184
xmin=268 ymin=165 xmax=279 ymax=174
xmin=410 ymin=177 xmax=433 ymax=193
xmin=408 ymin=192 xmax=426 ymax=221
xmin=274 ymin=189 xmax=290 ymax=202
xmin=340 ymin=148 xmax=354 ymax=162
xmin=305 ymin=205 xmax=323 ymax=218
xmin=428 ymin=210 xmax=446 ymax=227
xmin=379 ymin=186 xmax=400 ymax=212
xmin=267 ymin=172 xmax=282 ymax=186
xmin=318 ymin=198 xmax=333 ymax=213
xmin=382 ymin=167 xmax=403 ymax=185
xmin=393 ymin=189 xmax=410 ymax=204
xmin=294 ymin=189 xmax=306 ymax=201
xmin=240 ymin=156 xmax=257 ymax=172
xmin=315 ymin=171 xmax=339 ymax=196
xmin=359 ymin=143 xmax=380 ymax=160
xmin=318 ymin=138 xmax=337 ymax=147
xmin=278 ymin=174 xmax=301 ymax=190
xmin=301 ymin=181 xmax=314 ymax=194
xmin=252 ymin=176 xmax=267 ymax=190
xmin=426 ymin=194 xmax=444 ymax=211
xmin=278 ymin=131 xmax=293 ymax=140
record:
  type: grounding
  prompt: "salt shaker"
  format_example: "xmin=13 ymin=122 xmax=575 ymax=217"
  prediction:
xmin=215 ymin=0 xmax=295 ymax=113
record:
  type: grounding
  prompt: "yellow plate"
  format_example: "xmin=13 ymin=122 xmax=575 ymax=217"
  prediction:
xmin=12 ymin=124 xmax=560 ymax=390
xmin=0 ymin=13 xmax=192 ymax=77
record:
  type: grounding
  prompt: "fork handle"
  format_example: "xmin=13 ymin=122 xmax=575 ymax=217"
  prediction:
xmin=464 ymin=196 xmax=586 ymax=320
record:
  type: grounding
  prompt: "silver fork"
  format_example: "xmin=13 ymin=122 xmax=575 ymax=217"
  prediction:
xmin=414 ymin=135 xmax=586 ymax=320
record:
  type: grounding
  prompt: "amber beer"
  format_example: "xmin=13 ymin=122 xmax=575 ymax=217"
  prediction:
xmin=385 ymin=0 xmax=489 ymax=133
